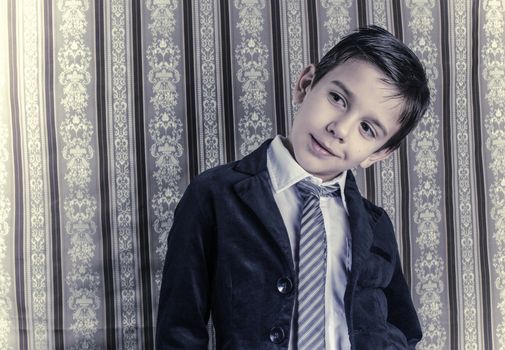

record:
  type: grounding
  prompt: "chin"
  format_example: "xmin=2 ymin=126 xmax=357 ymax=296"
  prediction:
xmin=300 ymin=162 xmax=329 ymax=178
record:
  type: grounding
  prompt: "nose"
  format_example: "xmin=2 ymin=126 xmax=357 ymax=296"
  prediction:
xmin=326 ymin=116 xmax=352 ymax=143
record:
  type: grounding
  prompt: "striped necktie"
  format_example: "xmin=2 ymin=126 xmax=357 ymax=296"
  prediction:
xmin=296 ymin=179 xmax=341 ymax=350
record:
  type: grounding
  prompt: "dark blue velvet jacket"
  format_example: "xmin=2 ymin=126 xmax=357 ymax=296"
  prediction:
xmin=156 ymin=139 xmax=422 ymax=349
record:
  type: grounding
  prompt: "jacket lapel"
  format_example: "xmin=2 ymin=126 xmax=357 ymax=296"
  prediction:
xmin=232 ymin=139 xmax=294 ymax=266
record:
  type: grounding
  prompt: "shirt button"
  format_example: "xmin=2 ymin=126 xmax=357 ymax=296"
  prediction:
xmin=276 ymin=277 xmax=293 ymax=294
xmin=269 ymin=326 xmax=285 ymax=343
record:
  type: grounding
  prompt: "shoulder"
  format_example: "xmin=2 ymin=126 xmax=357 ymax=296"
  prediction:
xmin=360 ymin=197 xmax=393 ymax=229
xmin=361 ymin=197 xmax=398 ymax=247
xmin=183 ymin=156 xmax=259 ymax=204
xmin=189 ymin=160 xmax=248 ymax=189
xmin=343 ymin=171 xmax=392 ymax=231
xmin=194 ymin=161 xmax=239 ymax=184
xmin=361 ymin=197 xmax=385 ymax=222
xmin=188 ymin=138 xmax=272 ymax=194
xmin=173 ymin=163 xmax=241 ymax=223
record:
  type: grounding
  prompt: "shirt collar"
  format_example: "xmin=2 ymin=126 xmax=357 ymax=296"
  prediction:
xmin=267 ymin=135 xmax=349 ymax=214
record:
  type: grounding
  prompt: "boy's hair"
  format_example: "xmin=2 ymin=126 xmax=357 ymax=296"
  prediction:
xmin=312 ymin=25 xmax=430 ymax=152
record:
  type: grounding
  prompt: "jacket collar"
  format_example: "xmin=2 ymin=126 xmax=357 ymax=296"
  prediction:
xmin=233 ymin=138 xmax=272 ymax=175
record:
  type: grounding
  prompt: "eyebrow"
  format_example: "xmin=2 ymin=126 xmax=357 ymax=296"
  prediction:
xmin=330 ymin=79 xmax=389 ymax=136
xmin=368 ymin=118 xmax=388 ymax=136
xmin=330 ymin=80 xmax=355 ymax=101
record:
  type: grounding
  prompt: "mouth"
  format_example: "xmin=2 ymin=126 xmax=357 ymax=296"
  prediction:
xmin=310 ymin=134 xmax=339 ymax=157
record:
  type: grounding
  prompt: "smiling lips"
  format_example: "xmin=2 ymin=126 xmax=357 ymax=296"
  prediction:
xmin=310 ymin=135 xmax=339 ymax=157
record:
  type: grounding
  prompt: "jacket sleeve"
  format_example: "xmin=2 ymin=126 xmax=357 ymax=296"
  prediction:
xmin=156 ymin=180 xmax=216 ymax=349
xmin=384 ymin=244 xmax=423 ymax=349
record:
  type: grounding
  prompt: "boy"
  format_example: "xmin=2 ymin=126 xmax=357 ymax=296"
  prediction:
xmin=156 ymin=25 xmax=430 ymax=349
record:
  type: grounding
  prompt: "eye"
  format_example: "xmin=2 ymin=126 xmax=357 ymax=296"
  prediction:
xmin=360 ymin=122 xmax=376 ymax=138
xmin=329 ymin=92 xmax=346 ymax=108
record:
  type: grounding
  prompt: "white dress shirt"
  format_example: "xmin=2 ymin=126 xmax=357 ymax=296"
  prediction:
xmin=266 ymin=135 xmax=352 ymax=350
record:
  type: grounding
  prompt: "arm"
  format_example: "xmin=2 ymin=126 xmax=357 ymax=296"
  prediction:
xmin=156 ymin=180 xmax=215 ymax=349
xmin=384 ymin=247 xmax=422 ymax=349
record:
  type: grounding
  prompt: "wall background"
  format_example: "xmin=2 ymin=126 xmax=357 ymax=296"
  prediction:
xmin=0 ymin=0 xmax=504 ymax=349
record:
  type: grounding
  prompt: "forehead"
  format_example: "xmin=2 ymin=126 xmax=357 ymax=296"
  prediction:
xmin=317 ymin=59 xmax=404 ymax=130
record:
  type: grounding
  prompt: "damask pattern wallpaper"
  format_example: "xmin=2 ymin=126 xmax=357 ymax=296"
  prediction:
xmin=0 ymin=0 xmax=503 ymax=349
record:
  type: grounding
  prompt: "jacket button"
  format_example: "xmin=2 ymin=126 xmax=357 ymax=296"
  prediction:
xmin=276 ymin=277 xmax=293 ymax=294
xmin=269 ymin=326 xmax=285 ymax=343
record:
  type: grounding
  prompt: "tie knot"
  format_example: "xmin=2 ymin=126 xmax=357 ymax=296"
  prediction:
xmin=296 ymin=179 xmax=341 ymax=199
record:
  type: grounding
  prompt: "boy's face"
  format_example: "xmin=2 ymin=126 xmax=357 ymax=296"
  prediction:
xmin=288 ymin=59 xmax=404 ymax=181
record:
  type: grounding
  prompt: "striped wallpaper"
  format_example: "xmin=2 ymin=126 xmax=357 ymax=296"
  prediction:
xmin=0 ymin=0 xmax=504 ymax=349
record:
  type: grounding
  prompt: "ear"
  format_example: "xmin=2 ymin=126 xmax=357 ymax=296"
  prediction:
xmin=359 ymin=148 xmax=394 ymax=169
xmin=293 ymin=64 xmax=316 ymax=105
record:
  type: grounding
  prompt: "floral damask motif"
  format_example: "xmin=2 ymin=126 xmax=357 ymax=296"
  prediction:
xmin=145 ymin=0 xmax=184 ymax=290
xmin=406 ymin=1 xmax=447 ymax=348
xmin=234 ymin=0 xmax=273 ymax=157
xmin=58 ymin=41 xmax=92 ymax=113
xmin=57 ymin=0 xmax=100 ymax=348
xmin=60 ymin=116 xmax=94 ymax=186
xmin=195 ymin=0 xmax=225 ymax=170
xmin=482 ymin=0 xmax=505 ymax=347
xmin=371 ymin=0 xmax=387 ymax=27
xmin=453 ymin=0 xmax=480 ymax=348
xmin=146 ymin=0 xmax=178 ymax=34
xmin=235 ymin=0 xmax=266 ymax=37
xmin=320 ymin=0 xmax=352 ymax=53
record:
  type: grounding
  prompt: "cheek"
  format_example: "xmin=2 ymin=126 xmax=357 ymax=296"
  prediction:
xmin=349 ymin=145 xmax=369 ymax=160
xmin=292 ymin=117 xmax=310 ymax=136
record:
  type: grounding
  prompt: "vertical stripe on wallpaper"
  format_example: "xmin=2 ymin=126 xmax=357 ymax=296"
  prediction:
xmin=449 ymin=0 xmax=485 ymax=348
xmin=95 ymin=1 xmax=116 ymax=349
xmin=17 ymin=0 xmax=53 ymax=348
xmin=472 ymin=1 xmax=493 ymax=349
xmin=8 ymin=0 xmax=27 ymax=348
xmin=439 ymin=1 xmax=458 ymax=348
xmin=193 ymin=0 xmax=227 ymax=171
xmin=55 ymin=0 xmax=102 ymax=348
xmin=404 ymin=1 xmax=447 ymax=349
xmin=356 ymin=0 xmax=367 ymax=28
xmin=231 ymin=0 xmax=275 ymax=158
xmin=278 ymin=0 xmax=309 ymax=135
xmin=143 ymin=0 xmax=185 ymax=301
xmin=0 ymin=0 xmax=14 ymax=347
xmin=219 ymin=0 xmax=235 ymax=163
xmin=183 ymin=0 xmax=199 ymax=180
xmin=482 ymin=1 xmax=505 ymax=348
xmin=131 ymin=0 xmax=154 ymax=348
xmin=270 ymin=0 xmax=287 ymax=137
xmin=103 ymin=0 xmax=143 ymax=348
xmin=43 ymin=0 xmax=64 ymax=347
xmin=306 ymin=0 xmax=319 ymax=64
